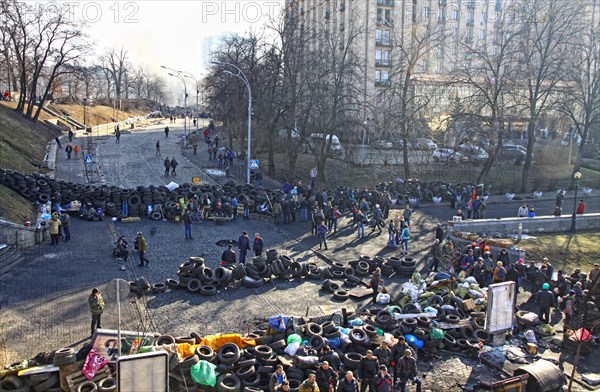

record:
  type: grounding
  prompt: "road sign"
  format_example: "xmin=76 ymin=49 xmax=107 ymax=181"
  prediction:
xmin=249 ymin=159 xmax=259 ymax=170
xmin=84 ymin=154 xmax=93 ymax=165
xmin=105 ymin=278 xmax=130 ymax=302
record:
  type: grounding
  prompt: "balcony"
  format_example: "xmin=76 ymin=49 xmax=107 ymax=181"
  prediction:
xmin=339 ymin=3 xmax=345 ymax=11
xmin=375 ymin=79 xmax=392 ymax=86
xmin=375 ymin=59 xmax=392 ymax=67
xmin=375 ymin=39 xmax=393 ymax=47
xmin=377 ymin=0 xmax=395 ymax=6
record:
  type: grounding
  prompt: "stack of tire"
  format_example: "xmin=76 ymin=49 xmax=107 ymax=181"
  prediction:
xmin=0 ymin=372 xmax=65 ymax=392
xmin=128 ymin=276 xmax=167 ymax=296
xmin=172 ymin=257 xmax=219 ymax=296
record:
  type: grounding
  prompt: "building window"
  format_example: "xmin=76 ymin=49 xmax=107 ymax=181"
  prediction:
xmin=467 ymin=10 xmax=474 ymax=24
xmin=382 ymin=70 xmax=390 ymax=81
xmin=382 ymin=50 xmax=390 ymax=65
xmin=438 ymin=9 xmax=444 ymax=22
xmin=466 ymin=27 xmax=473 ymax=43
xmin=479 ymin=29 xmax=486 ymax=40
xmin=385 ymin=9 xmax=392 ymax=25
xmin=452 ymin=27 xmax=458 ymax=37
xmin=423 ymin=7 xmax=430 ymax=18
xmin=375 ymin=70 xmax=381 ymax=82
xmin=436 ymin=61 xmax=444 ymax=74
xmin=383 ymin=30 xmax=391 ymax=45
xmin=452 ymin=44 xmax=458 ymax=55
xmin=435 ymin=46 xmax=444 ymax=59
xmin=491 ymin=46 xmax=498 ymax=55
xmin=377 ymin=8 xmax=383 ymax=24
xmin=481 ymin=11 xmax=487 ymax=23
xmin=452 ymin=9 xmax=459 ymax=20
xmin=375 ymin=49 xmax=382 ymax=65
xmin=376 ymin=29 xmax=382 ymax=44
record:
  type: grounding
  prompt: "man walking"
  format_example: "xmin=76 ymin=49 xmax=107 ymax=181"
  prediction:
xmin=317 ymin=221 xmax=329 ymax=250
xmin=136 ymin=232 xmax=150 ymax=267
xmin=374 ymin=366 xmax=392 ymax=392
xmin=164 ymin=126 xmax=169 ymax=138
xmin=170 ymin=157 xmax=178 ymax=176
xmin=61 ymin=212 xmax=71 ymax=242
xmin=237 ymin=231 xmax=251 ymax=264
xmin=310 ymin=167 xmax=317 ymax=189
xmin=68 ymin=129 xmax=74 ymax=143
xmin=396 ymin=350 xmax=421 ymax=392
xmin=49 ymin=213 xmax=61 ymax=245
xmin=115 ymin=127 xmax=121 ymax=143
xmin=88 ymin=288 xmax=104 ymax=336
xmin=163 ymin=157 xmax=171 ymax=176
xmin=534 ymin=283 xmax=556 ymax=324
xmin=73 ymin=144 xmax=80 ymax=160
xmin=357 ymin=350 xmax=379 ymax=392
xmin=403 ymin=205 xmax=413 ymax=227
xmin=65 ymin=143 xmax=73 ymax=160
xmin=182 ymin=208 xmax=193 ymax=239
xmin=253 ymin=233 xmax=264 ymax=256
xmin=156 ymin=140 xmax=161 ymax=155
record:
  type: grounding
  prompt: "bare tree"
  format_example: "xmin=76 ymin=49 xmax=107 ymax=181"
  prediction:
xmin=451 ymin=2 xmax=520 ymax=182
xmin=557 ymin=5 xmax=600 ymax=182
xmin=101 ymin=47 xmax=129 ymax=105
xmin=514 ymin=0 xmax=583 ymax=192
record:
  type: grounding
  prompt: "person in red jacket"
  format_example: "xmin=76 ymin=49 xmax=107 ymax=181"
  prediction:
xmin=576 ymin=200 xmax=585 ymax=214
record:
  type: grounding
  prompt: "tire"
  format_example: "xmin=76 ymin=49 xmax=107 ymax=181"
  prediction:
xmin=473 ymin=329 xmax=490 ymax=342
xmin=305 ymin=322 xmax=323 ymax=337
xmin=321 ymin=268 xmax=334 ymax=279
xmin=290 ymin=262 xmax=303 ymax=277
xmin=53 ymin=353 xmax=76 ymax=366
xmin=242 ymin=276 xmax=264 ymax=288
xmin=376 ymin=310 xmax=392 ymax=325
xmin=97 ymin=377 xmax=117 ymax=392
xmin=309 ymin=334 xmax=325 ymax=351
xmin=217 ymin=373 xmax=241 ymax=392
xmin=237 ymin=358 xmax=257 ymax=368
xmin=473 ymin=317 xmax=485 ymax=330
xmin=166 ymin=278 xmax=179 ymax=289
xmin=187 ymin=278 xmax=202 ymax=292
xmin=254 ymin=345 xmax=273 ymax=360
xmin=269 ymin=339 xmax=286 ymax=350
xmin=152 ymin=283 xmax=167 ymax=293
xmin=218 ymin=343 xmax=241 ymax=365
xmin=136 ymin=276 xmax=151 ymax=290
xmin=428 ymin=295 xmax=444 ymax=306
xmin=343 ymin=352 xmax=361 ymax=369
xmin=1 ymin=375 xmax=24 ymax=389
xmin=460 ymin=325 xmax=475 ymax=339
xmin=401 ymin=257 xmax=416 ymax=267
xmin=54 ymin=347 xmax=75 ymax=358
xmin=344 ymin=267 xmax=355 ymax=278
xmin=417 ymin=316 xmax=431 ymax=328
xmin=363 ymin=324 xmax=378 ymax=338
xmin=333 ymin=290 xmax=349 ymax=301
xmin=443 ymin=334 xmax=456 ymax=349
xmin=77 ymin=381 xmax=98 ymax=392
xmin=449 ymin=296 xmax=465 ymax=311
xmin=236 ymin=365 xmax=256 ymax=380
xmin=397 ymin=265 xmax=416 ymax=276
xmin=200 ymin=284 xmax=217 ymax=296
xmin=156 ymin=335 xmax=176 ymax=345
xmin=349 ymin=327 xmax=367 ymax=345
xmin=444 ymin=314 xmax=461 ymax=324
xmin=402 ymin=317 xmax=418 ymax=329
xmin=234 ymin=263 xmax=247 ymax=280
xmin=321 ymin=321 xmax=337 ymax=334
xmin=196 ymin=345 xmax=215 ymax=361
xmin=34 ymin=374 xmax=59 ymax=392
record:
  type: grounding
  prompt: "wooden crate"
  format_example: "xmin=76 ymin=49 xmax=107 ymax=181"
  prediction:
xmin=59 ymin=360 xmax=84 ymax=392
xmin=65 ymin=366 xmax=111 ymax=392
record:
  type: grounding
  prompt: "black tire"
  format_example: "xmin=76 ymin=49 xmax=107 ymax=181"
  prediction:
xmin=166 ymin=278 xmax=179 ymax=289
xmin=473 ymin=317 xmax=485 ymax=330
xmin=34 ymin=373 xmax=59 ymax=392
xmin=234 ymin=263 xmax=247 ymax=280
xmin=1 ymin=375 xmax=24 ymax=389
xmin=77 ymin=381 xmax=97 ymax=392
xmin=331 ymin=270 xmax=345 ymax=279
xmin=343 ymin=352 xmax=361 ymax=369
xmin=152 ymin=283 xmax=167 ymax=293
xmin=402 ymin=318 xmax=417 ymax=329
xmin=237 ymin=358 xmax=257 ymax=368
xmin=54 ymin=347 xmax=75 ymax=358
xmin=196 ymin=345 xmax=215 ymax=361
xmin=443 ymin=334 xmax=456 ymax=348
xmin=136 ymin=276 xmax=151 ymax=290
xmin=309 ymin=334 xmax=325 ymax=351
xmin=397 ymin=265 xmax=416 ymax=276
xmin=376 ymin=310 xmax=392 ymax=325
xmin=217 ymin=373 xmax=241 ymax=392
xmin=254 ymin=345 xmax=273 ymax=360
xmin=242 ymin=276 xmax=264 ymax=288
xmin=363 ymin=324 xmax=378 ymax=338
xmin=445 ymin=314 xmax=461 ymax=324
xmin=200 ymin=284 xmax=217 ymax=295
xmin=305 ymin=322 xmax=323 ymax=337
xmin=344 ymin=267 xmax=356 ymax=278
xmin=97 ymin=377 xmax=117 ymax=392
xmin=156 ymin=335 xmax=176 ymax=345
xmin=460 ymin=325 xmax=475 ymax=339
xmin=321 ymin=268 xmax=334 ymax=279
xmin=349 ymin=327 xmax=367 ymax=345
xmin=53 ymin=353 xmax=76 ymax=366
xmin=333 ymin=290 xmax=349 ymax=301
xmin=290 ymin=262 xmax=303 ymax=277
xmin=401 ymin=257 xmax=416 ymax=267
xmin=187 ymin=278 xmax=202 ymax=292
xmin=236 ymin=365 xmax=256 ymax=380
xmin=449 ymin=296 xmax=465 ymax=311
xmin=269 ymin=339 xmax=286 ymax=350
xmin=428 ymin=295 xmax=444 ymax=306
xmin=218 ymin=343 xmax=241 ymax=365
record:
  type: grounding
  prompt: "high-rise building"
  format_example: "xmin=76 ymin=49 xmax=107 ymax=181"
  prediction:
xmin=201 ymin=33 xmax=236 ymax=70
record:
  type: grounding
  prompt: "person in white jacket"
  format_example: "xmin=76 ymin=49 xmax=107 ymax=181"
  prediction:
xmin=517 ymin=203 xmax=529 ymax=218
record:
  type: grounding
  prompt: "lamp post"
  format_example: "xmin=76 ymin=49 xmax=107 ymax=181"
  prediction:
xmin=212 ymin=60 xmax=252 ymax=184
xmin=179 ymin=71 xmax=200 ymax=131
xmin=160 ymin=65 xmax=188 ymax=139
xmin=570 ymin=171 xmax=582 ymax=233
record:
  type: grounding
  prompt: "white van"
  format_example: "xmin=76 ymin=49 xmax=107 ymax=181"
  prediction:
xmin=307 ymin=133 xmax=343 ymax=156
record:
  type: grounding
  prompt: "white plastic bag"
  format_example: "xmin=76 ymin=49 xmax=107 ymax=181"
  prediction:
xmin=524 ymin=330 xmax=537 ymax=344
xmin=377 ymin=293 xmax=391 ymax=304
xmin=284 ymin=342 xmax=300 ymax=356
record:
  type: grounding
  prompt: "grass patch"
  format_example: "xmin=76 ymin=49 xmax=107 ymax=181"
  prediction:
xmin=519 ymin=232 xmax=600 ymax=274
xmin=0 ymin=184 xmax=34 ymax=223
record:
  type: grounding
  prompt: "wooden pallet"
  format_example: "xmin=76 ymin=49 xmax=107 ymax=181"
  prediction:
xmin=65 ymin=366 xmax=111 ymax=392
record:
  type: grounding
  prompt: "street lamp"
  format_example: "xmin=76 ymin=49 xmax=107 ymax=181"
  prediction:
xmin=212 ymin=60 xmax=252 ymax=184
xmin=570 ymin=171 xmax=582 ymax=232
xmin=179 ymin=71 xmax=200 ymax=131
xmin=161 ymin=65 xmax=188 ymax=139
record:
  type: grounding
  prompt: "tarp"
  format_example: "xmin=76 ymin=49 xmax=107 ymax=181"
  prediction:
xmin=573 ymin=327 xmax=593 ymax=342
xmin=199 ymin=333 xmax=256 ymax=350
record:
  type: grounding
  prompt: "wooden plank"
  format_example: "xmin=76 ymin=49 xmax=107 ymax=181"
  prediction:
xmin=348 ymin=286 xmax=372 ymax=298
xmin=59 ymin=360 xmax=84 ymax=392
xmin=66 ymin=366 xmax=111 ymax=392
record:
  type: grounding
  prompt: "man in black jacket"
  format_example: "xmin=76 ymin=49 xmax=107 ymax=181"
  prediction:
xmin=397 ymin=350 xmax=421 ymax=392
xmin=392 ymin=337 xmax=415 ymax=386
xmin=534 ymin=283 xmax=556 ymax=324
xmin=320 ymin=346 xmax=341 ymax=372
xmin=358 ymin=350 xmax=379 ymax=392
xmin=316 ymin=361 xmax=337 ymax=392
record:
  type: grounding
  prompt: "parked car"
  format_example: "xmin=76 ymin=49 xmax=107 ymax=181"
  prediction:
xmin=375 ymin=140 xmax=394 ymax=150
xmin=305 ymin=133 xmax=344 ymax=156
xmin=499 ymin=144 xmax=527 ymax=164
xmin=393 ymin=139 xmax=406 ymax=149
xmin=457 ymin=144 xmax=489 ymax=163
xmin=413 ymin=138 xmax=438 ymax=150
xmin=432 ymin=148 xmax=468 ymax=163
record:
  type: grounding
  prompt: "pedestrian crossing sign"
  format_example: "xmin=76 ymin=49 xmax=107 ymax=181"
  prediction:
xmin=84 ymin=154 xmax=93 ymax=165
xmin=249 ymin=159 xmax=259 ymax=169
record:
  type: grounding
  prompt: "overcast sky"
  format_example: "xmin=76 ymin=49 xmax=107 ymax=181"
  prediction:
xmin=63 ymin=0 xmax=284 ymax=102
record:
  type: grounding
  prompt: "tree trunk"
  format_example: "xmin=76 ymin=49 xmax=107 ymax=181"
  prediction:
xmin=520 ymin=119 xmax=536 ymax=192
xmin=477 ymin=123 xmax=502 ymax=183
xmin=268 ymin=130 xmax=275 ymax=177
xmin=402 ymin=133 xmax=410 ymax=179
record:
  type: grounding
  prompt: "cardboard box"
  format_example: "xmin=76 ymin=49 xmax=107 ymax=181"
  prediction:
xmin=463 ymin=298 xmax=476 ymax=311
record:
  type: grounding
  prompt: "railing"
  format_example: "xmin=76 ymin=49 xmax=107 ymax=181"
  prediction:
xmin=375 ymin=80 xmax=392 ymax=86
xmin=377 ymin=0 xmax=395 ymax=6
xmin=375 ymin=39 xmax=393 ymax=47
